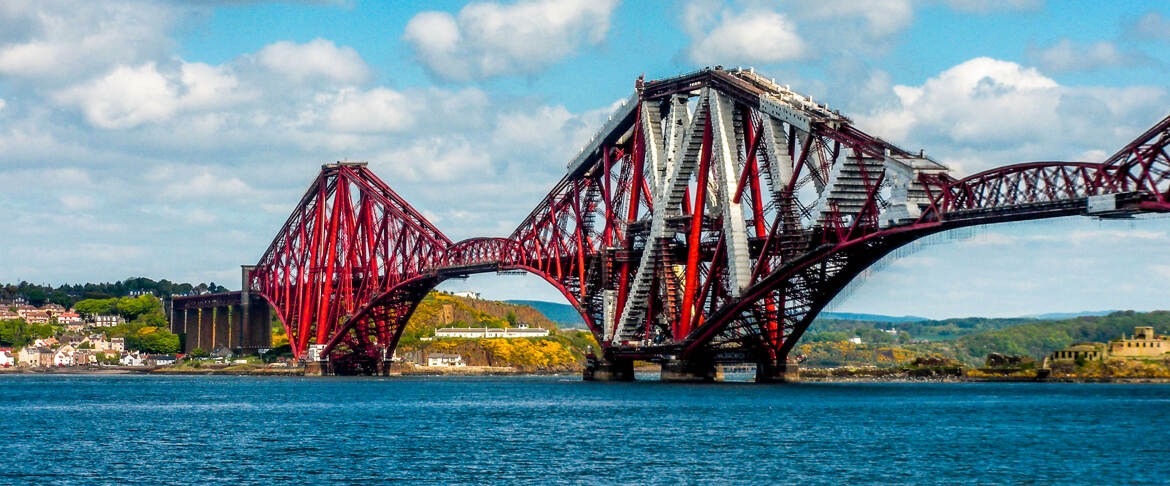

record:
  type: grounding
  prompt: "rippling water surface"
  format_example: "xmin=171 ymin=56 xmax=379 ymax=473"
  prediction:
xmin=2 ymin=374 xmax=1169 ymax=484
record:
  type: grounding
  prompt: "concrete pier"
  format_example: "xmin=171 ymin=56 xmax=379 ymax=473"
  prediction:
xmin=583 ymin=356 xmax=635 ymax=382
xmin=659 ymin=358 xmax=718 ymax=382
xmin=755 ymin=361 xmax=800 ymax=383
xmin=304 ymin=360 xmax=332 ymax=376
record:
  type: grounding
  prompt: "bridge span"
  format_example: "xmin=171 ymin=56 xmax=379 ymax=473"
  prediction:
xmin=175 ymin=68 xmax=1170 ymax=379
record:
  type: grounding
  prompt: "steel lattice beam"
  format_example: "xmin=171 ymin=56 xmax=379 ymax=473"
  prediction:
xmin=241 ymin=69 xmax=1170 ymax=372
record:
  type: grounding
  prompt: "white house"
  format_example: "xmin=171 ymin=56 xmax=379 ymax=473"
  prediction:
xmin=0 ymin=348 xmax=13 ymax=367
xmin=57 ymin=312 xmax=83 ymax=325
xmin=146 ymin=355 xmax=176 ymax=366
xmin=89 ymin=315 xmax=124 ymax=327
xmin=427 ymin=353 xmax=465 ymax=367
xmin=120 ymin=352 xmax=147 ymax=367
xmin=434 ymin=327 xmax=550 ymax=339
xmin=451 ymin=291 xmax=480 ymax=299
xmin=848 ymin=337 xmax=863 ymax=345
xmin=53 ymin=345 xmax=76 ymax=367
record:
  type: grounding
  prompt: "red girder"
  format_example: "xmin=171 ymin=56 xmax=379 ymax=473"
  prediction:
xmin=244 ymin=70 xmax=1170 ymax=372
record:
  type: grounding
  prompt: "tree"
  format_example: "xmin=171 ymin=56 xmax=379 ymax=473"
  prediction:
xmin=74 ymin=298 xmax=117 ymax=317
xmin=49 ymin=291 xmax=72 ymax=308
xmin=506 ymin=311 xmax=518 ymax=326
xmin=190 ymin=347 xmax=209 ymax=358
xmin=26 ymin=288 xmax=47 ymax=307
xmin=126 ymin=327 xmax=180 ymax=354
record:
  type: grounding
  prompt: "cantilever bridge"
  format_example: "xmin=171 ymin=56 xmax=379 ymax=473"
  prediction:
xmin=173 ymin=68 xmax=1170 ymax=379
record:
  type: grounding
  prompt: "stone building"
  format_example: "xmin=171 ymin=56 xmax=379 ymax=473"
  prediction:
xmin=1048 ymin=326 xmax=1170 ymax=364
xmin=1048 ymin=343 xmax=1107 ymax=363
xmin=1109 ymin=326 xmax=1170 ymax=358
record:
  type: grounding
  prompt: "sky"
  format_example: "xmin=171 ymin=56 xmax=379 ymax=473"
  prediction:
xmin=0 ymin=0 xmax=1168 ymax=319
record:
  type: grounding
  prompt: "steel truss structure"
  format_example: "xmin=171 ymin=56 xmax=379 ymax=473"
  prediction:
xmin=247 ymin=68 xmax=1170 ymax=374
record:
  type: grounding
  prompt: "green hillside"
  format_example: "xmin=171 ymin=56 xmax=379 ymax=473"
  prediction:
xmin=798 ymin=311 xmax=1170 ymax=367
xmin=397 ymin=292 xmax=597 ymax=371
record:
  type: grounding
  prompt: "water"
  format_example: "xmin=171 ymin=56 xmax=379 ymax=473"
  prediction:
xmin=2 ymin=375 xmax=1169 ymax=484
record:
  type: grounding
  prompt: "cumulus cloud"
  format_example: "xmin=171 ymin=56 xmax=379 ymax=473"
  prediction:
xmin=255 ymin=38 xmax=371 ymax=84
xmin=403 ymin=0 xmax=618 ymax=81
xmin=1027 ymin=39 xmax=1145 ymax=73
xmin=51 ymin=61 xmax=251 ymax=129
xmin=857 ymin=57 xmax=1168 ymax=174
xmin=327 ymin=87 xmax=415 ymax=133
xmin=686 ymin=7 xmax=808 ymax=64
xmin=680 ymin=0 xmax=914 ymax=66
xmin=0 ymin=1 xmax=182 ymax=83
xmin=374 ymin=138 xmax=493 ymax=183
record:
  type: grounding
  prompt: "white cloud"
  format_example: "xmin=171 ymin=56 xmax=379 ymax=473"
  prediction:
xmin=856 ymin=57 xmax=1168 ymax=174
xmin=403 ymin=0 xmax=618 ymax=81
xmin=374 ymin=138 xmax=493 ymax=183
xmin=799 ymin=0 xmax=913 ymax=38
xmin=681 ymin=0 xmax=914 ymax=66
xmin=1027 ymin=39 xmax=1144 ymax=73
xmin=255 ymin=39 xmax=370 ymax=84
xmin=327 ymin=87 xmax=415 ymax=133
xmin=54 ymin=63 xmax=178 ymax=129
xmin=686 ymin=8 xmax=808 ymax=64
xmin=154 ymin=168 xmax=252 ymax=200
xmin=1128 ymin=12 xmax=1170 ymax=41
xmin=0 ymin=98 xmax=5 ymax=111
xmin=0 ymin=1 xmax=180 ymax=83
xmin=53 ymin=61 xmax=250 ymax=129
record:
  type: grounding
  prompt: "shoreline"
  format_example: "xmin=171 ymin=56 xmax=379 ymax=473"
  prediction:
xmin=4 ymin=366 xmax=1170 ymax=383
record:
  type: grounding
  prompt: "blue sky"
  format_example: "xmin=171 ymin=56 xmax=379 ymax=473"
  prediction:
xmin=0 ymin=0 xmax=1168 ymax=319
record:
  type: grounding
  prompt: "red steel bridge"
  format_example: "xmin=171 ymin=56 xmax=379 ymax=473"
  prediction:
xmin=193 ymin=68 xmax=1170 ymax=379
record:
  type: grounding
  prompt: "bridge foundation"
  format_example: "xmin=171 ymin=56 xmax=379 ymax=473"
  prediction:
xmin=659 ymin=358 xmax=719 ymax=383
xmin=583 ymin=355 xmax=634 ymax=382
xmin=755 ymin=361 xmax=800 ymax=383
xmin=304 ymin=360 xmax=332 ymax=376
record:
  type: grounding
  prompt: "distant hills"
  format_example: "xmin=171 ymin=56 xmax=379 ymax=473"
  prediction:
xmin=1026 ymin=310 xmax=1119 ymax=320
xmin=508 ymin=299 xmax=1123 ymax=331
xmin=818 ymin=312 xmax=928 ymax=323
xmin=505 ymin=300 xmax=588 ymax=329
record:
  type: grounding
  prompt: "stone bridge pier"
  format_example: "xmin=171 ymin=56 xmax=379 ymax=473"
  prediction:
xmin=168 ymin=265 xmax=272 ymax=355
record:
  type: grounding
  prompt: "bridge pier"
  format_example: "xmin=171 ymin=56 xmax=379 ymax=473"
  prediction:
xmin=755 ymin=360 xmax=800 ymax=383
xmin=197 ymin=308 xmax=213 ymax=352
xmin=304 ymin=360 xmax=332 ymax=376
xmin=659 ymin=358 xmax=719 ymax=383
xmin=213 ymin=306 xmax=230 ymax=351
xmin=583 ymin=355 xmax=634 ymax=382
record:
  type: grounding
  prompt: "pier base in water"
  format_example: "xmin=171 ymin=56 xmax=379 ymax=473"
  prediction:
xmin=583 ymin=356 xmax=634 ymax=382
xmin=659 ymin=359 xmax=718 ymax=383
xmin=755 ymin=361 xmax=799 ymax=383
xmin=304 ymin=360 xmax=332 ymax=376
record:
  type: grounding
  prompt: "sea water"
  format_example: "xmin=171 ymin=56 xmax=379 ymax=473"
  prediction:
xmin=1 ymin=374 xmax=1168 ymax=484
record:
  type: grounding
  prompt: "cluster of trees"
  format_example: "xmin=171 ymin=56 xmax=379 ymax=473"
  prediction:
xmin=809 ymin=315 xmax=1039 ymax=343
xmin=796 ymin=340 xmax=918 ymax=368
xmin=124 ymin=326 xmax=181 ymax=354
xmin=798 ymin=311 xmax=1170 ymax=367
xmin=73 ymin=295 xmax=164 ymax=320
xmin=0 ymin=278 xmax=230 ymax=308
xmin=0 ymin=319 xmax=56 ymax=348
xmin=952 ymin=311 xmax=1170 ymax=364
